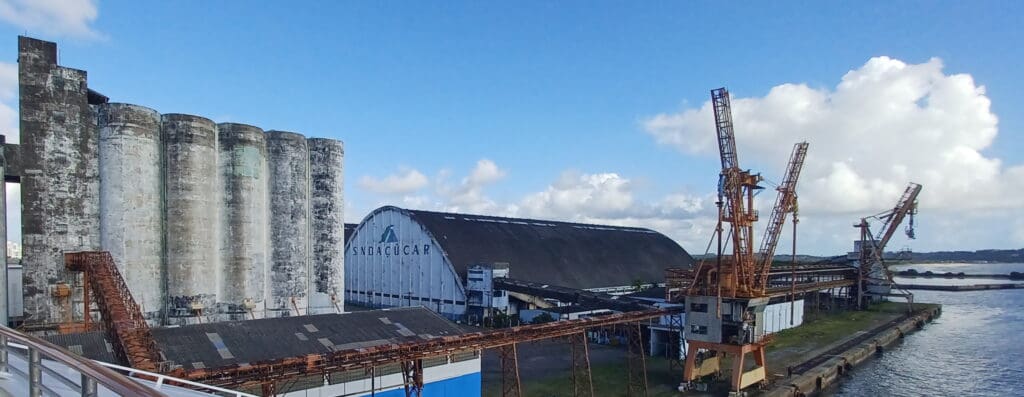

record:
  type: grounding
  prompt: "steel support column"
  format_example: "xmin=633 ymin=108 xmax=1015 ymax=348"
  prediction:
xmin=401 ymin=359 xmax=424 ymax=397
xmin=500 ymin=343 xmax=522 ymax=397
xmin=625 ymin=322 xmax=648 ymax=397
xmin=81 ymin=374 xmax=98 ymax=397
xmin=0 ymin=334 xmax=8 ymax=376
xmin=29 ymin=347 xmax=41 ymax=397
xmin=568 ymin=332 xmax=594 ymax=397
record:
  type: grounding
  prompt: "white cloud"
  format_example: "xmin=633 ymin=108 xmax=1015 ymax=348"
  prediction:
xmin=465 ymin=159 xmax=505 ymax=185
xmin=351 ymin=56 xmax=1023 ymax=254
xmin=517 ymin=170 xmax=712 ymax=250
xmin=0 ymin=0 xmax=102 ymax=40
xmin=521 ymin=171 xmax=635 ymax=219
xmin=440 ymin=159 xmax=513 ymax=215
xmin=358 ymin=168 xmax=429 ymax=195
xmin=644 ymin=56 xmax=1020 ymax=215
xmin=643 ymin=56 xmax=1024 ymax=252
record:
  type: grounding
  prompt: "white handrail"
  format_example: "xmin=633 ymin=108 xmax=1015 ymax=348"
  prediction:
xmin=7 ymin=342 xmax=257 ymax=397
xmin=94 ymin=362 xmax=259 ymax=397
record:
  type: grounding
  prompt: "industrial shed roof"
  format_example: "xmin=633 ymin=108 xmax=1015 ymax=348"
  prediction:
xmin=345 ymin=223 xmax=358 ymax=243
xmin=402 ymin=208 xmax=696 ymax=289
xmin=42 ymin=331 xmax=119 ymax=364
xmin=46 ymin=307 xmax=465 ymax=370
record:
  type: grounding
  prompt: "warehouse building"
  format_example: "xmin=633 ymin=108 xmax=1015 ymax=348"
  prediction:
xmin=344 ymin=206 xmax=696 ymax=320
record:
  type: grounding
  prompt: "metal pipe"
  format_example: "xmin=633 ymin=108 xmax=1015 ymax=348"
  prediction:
xmin=29 ymin=347 xmax=41 ymax=397
xmin=790 ymin=211 xmax=797 ymax=326
xmin=0 ymin=334 xmax=8 ymax=375
xmin=82 ymin=374 xmax=98 ymax=397
xmin=0 ymin=134 xmax=6 ymax=327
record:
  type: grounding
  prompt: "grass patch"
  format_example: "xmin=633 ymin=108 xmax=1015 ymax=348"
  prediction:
xmin=769 ymin=301 xmax=927 ymax=351
xmin=483 ymin=357 xmax=684 ymax=397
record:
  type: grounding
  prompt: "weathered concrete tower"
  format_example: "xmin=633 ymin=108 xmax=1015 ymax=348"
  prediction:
xmin=18 ymin=36 xmax=101 ymax=324
xmin=265 ymin=131 xmax=310 ymax=317
xmin=162 ymin=114 xmax=219 ymax=324
xmin=97 ymin=103 xmax=164 ymax=322
xmin=217 ymin=123 xmax=269 ymax=320
xmin=308 ymin=138 xmax=345 ymax=314
xmin=8 ymin=36 xmax=346 ymax=327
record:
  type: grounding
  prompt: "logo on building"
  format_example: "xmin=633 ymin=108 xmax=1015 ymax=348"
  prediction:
xmin=352 ymin=224 xmax=431 ymax=257
xmin=380 ymin=225 xmax=399 ymax=243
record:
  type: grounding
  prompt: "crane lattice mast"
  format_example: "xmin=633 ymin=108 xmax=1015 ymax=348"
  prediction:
xmin=756 ymin=142 xmax=809 ymax=289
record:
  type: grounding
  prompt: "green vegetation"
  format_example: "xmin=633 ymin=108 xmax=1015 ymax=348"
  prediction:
xmin=530 ymin=311 xmax=555 ymax=324
xmin=483 ymin=302 xmax=942 ymax=396
xmin=483 ymin=357 xmax=684 ymax=397
xmin=769 ymin=301 xmax=937 ymax=352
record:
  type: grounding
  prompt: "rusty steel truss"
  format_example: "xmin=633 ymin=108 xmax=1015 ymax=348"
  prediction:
xmin=624 ymin=322 xmax=648 ymax=397
xmin=677 ymin=88 xmax=811 ymax=394
xmin=568 ymin=332 xmax=594 ymax=397
xmin=500 ymin=344 xmax=522 ymax=397
xmin=63 ymin=252 xmax=162 ymax=373
xmin=182 ymin=309 xmax=671 ymax=392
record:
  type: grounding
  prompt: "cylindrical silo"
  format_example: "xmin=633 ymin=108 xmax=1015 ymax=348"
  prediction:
xmin=307 ymin=138 xmax=345 ymax=314
xmin=162 ymin=114 xmax=219 ymax=324
xmin=266 ymin=131 xmax=310 ymax=317
xmin=217 ymin=123 xmax=269 ymax=320
xmin=98 ymin=103 xmax=164 ymax=323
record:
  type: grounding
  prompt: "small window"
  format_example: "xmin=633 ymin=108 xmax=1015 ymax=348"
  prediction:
xmin=690 ymin=325 xmax=708 ymax=335
xmin=690 ymin=303 xmax=709 ymax=313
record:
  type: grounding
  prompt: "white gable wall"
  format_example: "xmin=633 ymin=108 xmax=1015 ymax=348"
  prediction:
xmin=345 ymin=207 xmax=467 ymax=319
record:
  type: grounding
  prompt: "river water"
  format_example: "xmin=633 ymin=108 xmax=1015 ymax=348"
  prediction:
xmin=829 ymin=263 xmax=1024 ymax=397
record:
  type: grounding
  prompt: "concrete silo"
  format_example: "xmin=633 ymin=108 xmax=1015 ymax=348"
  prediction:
xmin=217 ymin=123 xmax=269 ymax=320
xmin=162 ymin=114 xmax=219 ymax=324
xmin=266 ymin=131 xmax=310 ymax=317
xmin=97 ymin=103 xmax=164 ymax=323
xmin=307 ymin=138 xmax=345 ymax=314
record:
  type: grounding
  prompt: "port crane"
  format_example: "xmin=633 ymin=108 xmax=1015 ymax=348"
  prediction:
xmin=677 ymin=87 xmax=809 ymax=393
xmin=854 ymin=182 xmax=922 ymax=308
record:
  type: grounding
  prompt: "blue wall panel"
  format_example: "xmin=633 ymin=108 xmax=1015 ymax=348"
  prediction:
xmin=361 ymin=372 xmax=481 ymax=397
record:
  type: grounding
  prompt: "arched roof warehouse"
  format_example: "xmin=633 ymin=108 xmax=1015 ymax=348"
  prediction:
xmin=348 ymin=206 xmax=695 ymax=290
xmin=404 ymin=209 xmax=695 ymax=289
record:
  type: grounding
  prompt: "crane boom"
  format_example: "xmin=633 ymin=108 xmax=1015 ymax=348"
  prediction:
xmin=678 ymin=86 xmax=805 ymax=393
xmin=696 ymin=87 xmax=763 ymax=297
xmin=874 ymin=183 xmax=922 ymax=251
xmin=712 ymin=88 xmax=740 ymax=171
xmin=756 ymin=142 xmax=809 ymax=287
xmin=855 ymin=182 xmax=922 ymax=308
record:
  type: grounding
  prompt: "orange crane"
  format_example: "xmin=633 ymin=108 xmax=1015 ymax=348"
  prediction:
xmin=757 ymin=142 xmax=809 ymax=273
xmin=680 ymin=88 xmax=810 ymax=393
xmin=854 ymin=182 xmax=922 ymax=308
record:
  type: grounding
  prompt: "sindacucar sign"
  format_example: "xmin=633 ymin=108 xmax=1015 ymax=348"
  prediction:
xmin=349 ymin=225 xmax=432 ymax=257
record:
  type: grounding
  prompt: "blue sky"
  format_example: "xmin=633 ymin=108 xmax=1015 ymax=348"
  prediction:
xmin=1 ymin=1 xmax=1022 ymax=255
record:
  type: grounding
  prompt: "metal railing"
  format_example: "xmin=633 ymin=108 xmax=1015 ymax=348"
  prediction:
xmin=0 ymin=325 xmax=256 ymax=397
xmin=0 ymin=324 xmax=162 ymax=396
xmin=93 ymin=362 xmax=258 ymax=397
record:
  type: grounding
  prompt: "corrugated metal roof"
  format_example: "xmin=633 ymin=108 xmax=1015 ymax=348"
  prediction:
xmin=154 ymin=307 xmax=464 ymax=370
xmin=42 ymin=331 xmax=119 ymax=364
xmin=344 ymin=223 xmax=358 ymax=243
xmin=401 ymin=208 xmax=696 ymax=289
xmin=44 ymin=307 xmax=465 ymax=371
